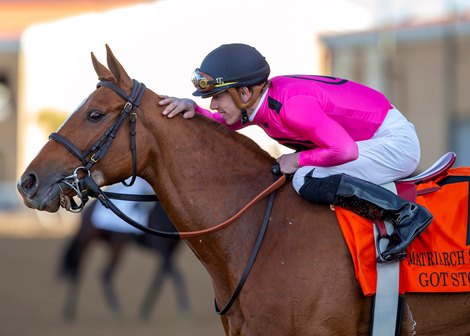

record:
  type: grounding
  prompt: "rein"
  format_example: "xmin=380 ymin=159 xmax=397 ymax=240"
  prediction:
xmin=49 ymin=78 xmax=287 ymax=239
xmin=83 ymin=171 xmax=286 ymax=239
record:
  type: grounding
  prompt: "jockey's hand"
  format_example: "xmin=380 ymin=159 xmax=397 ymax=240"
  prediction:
xmin=277 ymin=153 xmax=300 ymax=174
xmin=159 ymin=95 xmax=196 ymax=119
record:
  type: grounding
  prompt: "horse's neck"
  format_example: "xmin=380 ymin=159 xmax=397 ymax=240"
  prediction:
xmin=139 ymin=100 xmax=275 ymax=289
xmin=149 ymin=116 xmax=274 ymax=226
xmin=140 ymin=107 xmax=274 ymax=216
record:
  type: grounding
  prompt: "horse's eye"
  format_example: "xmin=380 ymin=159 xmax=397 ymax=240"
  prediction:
xmin=88 ymin=110 xmax=104 ymax=122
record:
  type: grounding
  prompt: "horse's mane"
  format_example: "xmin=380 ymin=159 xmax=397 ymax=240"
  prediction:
xmin=141 ymin=87 xmax=273 ymax=163
xmin=191 ymin=112 xmax=275 ymax=163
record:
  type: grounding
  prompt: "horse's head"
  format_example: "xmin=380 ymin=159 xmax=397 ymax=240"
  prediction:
xmin=17 ymin=45 xmax=148 ymax=212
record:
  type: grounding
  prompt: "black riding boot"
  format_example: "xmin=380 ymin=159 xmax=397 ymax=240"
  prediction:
xmin=299 ymin=173 xmax=433 ymax=262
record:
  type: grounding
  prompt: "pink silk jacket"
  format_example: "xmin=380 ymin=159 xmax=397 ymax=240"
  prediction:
xmin=195 ymin=75 xmax=392 ymax=167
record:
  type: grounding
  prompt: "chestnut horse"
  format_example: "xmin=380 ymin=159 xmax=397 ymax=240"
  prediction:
xmin=17 ymin=46 xmax=470 ymax=335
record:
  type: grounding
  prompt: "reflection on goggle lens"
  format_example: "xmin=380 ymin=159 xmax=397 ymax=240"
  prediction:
xmin=191 ymin=69 xmax=216 ymax=92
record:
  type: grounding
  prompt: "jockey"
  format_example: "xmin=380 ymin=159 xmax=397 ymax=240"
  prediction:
xmin=159 ymin=43 xmax=433 ymax=262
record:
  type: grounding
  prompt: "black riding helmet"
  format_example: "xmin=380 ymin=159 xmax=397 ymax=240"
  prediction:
xmin=191 ymin=43 xmax=270 ymax=98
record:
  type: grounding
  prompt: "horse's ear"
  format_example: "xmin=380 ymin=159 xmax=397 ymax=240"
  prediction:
xmin=91 ymin=52 xmax=114 ymax=82
xmin=105 ymin=44 xmax=132 ymax=90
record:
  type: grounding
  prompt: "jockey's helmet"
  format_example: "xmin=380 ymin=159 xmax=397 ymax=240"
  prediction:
xmin=191 ymin=43 xmax=270 ymax=98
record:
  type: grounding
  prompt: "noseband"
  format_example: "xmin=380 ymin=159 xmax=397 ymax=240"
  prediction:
xmin=49 ymin=79 xmax=145 ymax=212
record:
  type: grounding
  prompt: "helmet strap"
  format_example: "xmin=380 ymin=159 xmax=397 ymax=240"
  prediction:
xmin=227 ymin=84 xmax=265 ymax=124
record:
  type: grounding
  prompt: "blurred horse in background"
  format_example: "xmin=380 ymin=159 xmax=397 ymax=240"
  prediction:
xmin=58 ymin=179 xmax=190 ymax=321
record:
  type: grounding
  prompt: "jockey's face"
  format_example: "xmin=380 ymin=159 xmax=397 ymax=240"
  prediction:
xmin=209 ymin=91 xmax=241 ymax=125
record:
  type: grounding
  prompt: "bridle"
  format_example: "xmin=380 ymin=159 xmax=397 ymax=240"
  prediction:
xmin=48 ymin=77 xmax=287 ymax=314
xmin=50 ymin=79 xmax=145 ymax=212
xmin=49 ymin=78 xmax=286 ymax=238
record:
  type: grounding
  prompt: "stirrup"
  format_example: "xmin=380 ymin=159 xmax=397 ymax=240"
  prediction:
xmin=375 ymin=233 xmax=407 ymax=263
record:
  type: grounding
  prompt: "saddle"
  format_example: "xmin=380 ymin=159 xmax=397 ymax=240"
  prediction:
xmin=373 ymin=152 xmax=457 ymax=243
xmin=394 ymin=151 xmax=455 ymax=201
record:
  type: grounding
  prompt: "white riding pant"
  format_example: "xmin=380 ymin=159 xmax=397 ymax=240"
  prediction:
xmin=292 ymin=108 xmax=421 ymax=193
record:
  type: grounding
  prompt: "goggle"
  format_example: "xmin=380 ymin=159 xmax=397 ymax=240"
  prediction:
xmin=191 ymin=69 xmax=237 ymax=93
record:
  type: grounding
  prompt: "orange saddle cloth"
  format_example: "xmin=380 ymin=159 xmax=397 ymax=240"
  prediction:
xmin=335 ymin=167 xmax=470 ymax=296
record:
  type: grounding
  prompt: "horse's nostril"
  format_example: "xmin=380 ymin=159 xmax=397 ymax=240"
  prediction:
xmin=20 ymin=173 xmax=38 ymax=196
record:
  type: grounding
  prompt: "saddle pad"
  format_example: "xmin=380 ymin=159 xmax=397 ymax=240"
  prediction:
xmin=336 ymin=167 xmax=470 ymax=295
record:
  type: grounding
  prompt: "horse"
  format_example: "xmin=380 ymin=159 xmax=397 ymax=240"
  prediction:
xmin=17 ymin=45 xmax=470 ymax=335
xmin=58 ymin=196 xmax=191 ymax=321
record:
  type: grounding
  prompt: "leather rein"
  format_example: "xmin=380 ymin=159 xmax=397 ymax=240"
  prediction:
xmin=49 ymin=78 xmax=287 ymax=240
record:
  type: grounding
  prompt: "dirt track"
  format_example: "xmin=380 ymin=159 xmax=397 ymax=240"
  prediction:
xmin=0 ymin=210 xmax=224 ymax=336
